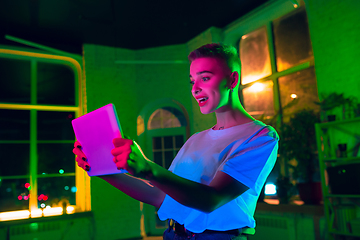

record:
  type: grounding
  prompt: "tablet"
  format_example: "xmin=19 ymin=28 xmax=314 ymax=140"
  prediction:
xmin=72 ymin=103 xmax=127 ymax=176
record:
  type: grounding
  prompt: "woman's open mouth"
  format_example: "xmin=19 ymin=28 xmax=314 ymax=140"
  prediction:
xmin=198 ymin=97 xmax=209 ymax=107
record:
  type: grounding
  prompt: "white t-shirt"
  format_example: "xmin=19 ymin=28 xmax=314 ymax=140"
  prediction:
xmin=157 ymin=120 xmax=279 ymax=233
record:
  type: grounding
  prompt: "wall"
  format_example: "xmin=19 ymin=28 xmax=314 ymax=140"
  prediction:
xmin=83 ymin=43 xmax=196 ymax=239
xmin=84 ymin=44 xmax=142 ymax=239
xmin=305 ymin=0 xmax=360 ymax=99
xmin=305 ymin=0 xmax=360 ymax=119
xmin=133 ymin=44 xmax=192 ymax=133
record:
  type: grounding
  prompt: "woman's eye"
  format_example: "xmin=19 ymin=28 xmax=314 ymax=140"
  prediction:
xmin=202 ymin=77 xmax=210 ymax=81
xmin=189 ymin=80 xmax=194 ymax=85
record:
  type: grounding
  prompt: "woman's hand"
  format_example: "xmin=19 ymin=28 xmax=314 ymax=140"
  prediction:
xmin=111 ymin=138 xmax=153 ymax=179
xmin=72 ymin=141 xmax=90 ymax=171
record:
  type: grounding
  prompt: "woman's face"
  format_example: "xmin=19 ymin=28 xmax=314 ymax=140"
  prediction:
xmin=189 ymin=57 xmax=232 ymax=114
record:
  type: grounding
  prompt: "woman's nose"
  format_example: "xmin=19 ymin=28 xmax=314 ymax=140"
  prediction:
xmin=192 ymin=82 xmax=202 ymax=95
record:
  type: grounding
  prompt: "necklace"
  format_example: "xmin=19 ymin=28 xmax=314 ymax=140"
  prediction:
xmin=212 ymin=126 xmax=225 ymax=130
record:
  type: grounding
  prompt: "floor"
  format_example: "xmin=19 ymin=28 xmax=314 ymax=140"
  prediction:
xmin=143 ymin=237 xmax=162 ymax=240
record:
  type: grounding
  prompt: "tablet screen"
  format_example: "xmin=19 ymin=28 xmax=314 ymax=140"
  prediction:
xmin=72 ymin=103 xmax=127 ymax=176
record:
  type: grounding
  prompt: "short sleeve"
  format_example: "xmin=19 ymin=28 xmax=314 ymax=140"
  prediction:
xmin=219 ymin=129 xmax=279 ymax=196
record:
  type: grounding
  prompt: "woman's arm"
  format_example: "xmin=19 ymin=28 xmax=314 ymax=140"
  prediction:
xmin=113 ymin=138 xmax=249 ymax=213
xmin=147 ymin=163 xmax=249 ymax=213
xmin=99 ymin=174 xmax=166 ymax=208
xmin=73 ymin=141 xmax=165 ymax=208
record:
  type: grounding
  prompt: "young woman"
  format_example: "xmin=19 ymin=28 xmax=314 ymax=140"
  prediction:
xmin=73 ymin=43 xmax=279 ymax=240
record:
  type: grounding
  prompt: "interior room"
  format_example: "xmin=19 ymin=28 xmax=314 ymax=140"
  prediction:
xmin=1 ymin=0 xmax=360 ymax=239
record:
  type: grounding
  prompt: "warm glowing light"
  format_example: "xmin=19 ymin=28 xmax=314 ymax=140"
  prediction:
xmin=137 ymin=115 xmax=145 ymax=136
xmin=0 ymin=205 xmax=76 ymax=221
xmin=43 ymin=207 xmax=63 ymax=216
xmin=30 ymin=209 xmax=43 ymax=218
xmin=289 ymin=0 xmax=299 ymax=8
xmin=43 ymin=195 xmax=48 ymax=201
xmin=290 ymin=94 xmax=297 ymax=99
xmin=242 ymin=74 xmax=266 ymax=85
xmin=25 ymin=183 xmax=30 ymax=189
xmin=265 ymin=183 xmax=277 ymax=195
xmin=248 ymin=82 xmax=265 ymax=93
xmin=23 ymin=195 xmax=29 ymax=200
xmin=59 ymin=169 xmax=64 ymax=174
xmin=0 ymin=210 xmax=30 ymax=221
xmin=66 ymin=206 xmax=75 ymax=214
xmin=18 ymin=195 xmax=22 ymax=200
xmin=71 ymin=186 xmax=77 ymax=193
xmin=40 ymin=203 xmax=46 ymax=208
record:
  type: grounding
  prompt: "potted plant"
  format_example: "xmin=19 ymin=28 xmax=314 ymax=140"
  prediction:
xmin=276 ymin=175 xmax=296 ymax=204
xmin=280 ymin=109 xmax=322 ymax=204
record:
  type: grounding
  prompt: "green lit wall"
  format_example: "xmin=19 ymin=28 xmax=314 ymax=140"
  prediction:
xmin=305 ymin=0 xmax=360 ymax=102
xmin=84 ymin=45 xmax=140 ymax=239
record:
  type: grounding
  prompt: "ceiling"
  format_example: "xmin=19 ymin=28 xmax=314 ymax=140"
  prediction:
xmin=0 ymin=0 xmax=270 ymax=54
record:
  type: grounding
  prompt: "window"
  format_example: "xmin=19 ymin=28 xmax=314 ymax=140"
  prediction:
xmin=141 ymin=105 xmax=188 ymax=233
xmin=239 ymin=7 xmax=319 ymax=123
xmin=240 ymin=27 xmax=271 ymax=85
xmin=147 ymin=107 xmax=186 ymax=130
xmin=152 ymin=135 xmax=184 ymax=169
xmin=278 ymin=67 xmax=319 ymax=122
xmin=235 ymin=5 xmax=319 ymax=202
xmin=0 ymin=48 xmax=86 ymax=220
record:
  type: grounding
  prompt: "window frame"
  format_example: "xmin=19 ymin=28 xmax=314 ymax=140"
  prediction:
xmin=0 ymin=47 xmax=90 ymax=219
xmin=137 ymin=99 xmax=190 ymax=235
xmin=223 ymin=0 xmax=316 ymax=182
xmin=224 ymin=2 xmax=315 ymax=124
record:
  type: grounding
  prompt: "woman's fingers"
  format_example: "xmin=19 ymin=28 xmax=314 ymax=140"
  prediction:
xmin=113 ymin=137 xmax=133 ymax=148
xmin=73 ymin=141 xmax=90 ymax=171
xmin=75 ymin=155 xmax=90 ymax=171
xmin=113 ymin=150 xmax=131 ymax=163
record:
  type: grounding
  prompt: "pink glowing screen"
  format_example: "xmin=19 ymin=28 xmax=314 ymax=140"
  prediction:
xmin=72 ymin=103 xmax=127 ymax=176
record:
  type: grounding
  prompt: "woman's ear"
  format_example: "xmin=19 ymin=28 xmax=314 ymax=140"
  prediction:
xmin=229 ymin=71 xmax=239 ymax=89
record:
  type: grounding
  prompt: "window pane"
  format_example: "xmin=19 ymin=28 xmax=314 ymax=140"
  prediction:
xmin=0 ymin=58 xmax=31 ymax=104
xmin=148 ymin=108 xmax=185 ymax=130
xmin=37 ymin=111 xmax=75 ymax=141
xmin=175 ymin=135 xmax=184 ymax=148
xmin=164 ymin=151 xmax=173 ymax=169
xmin=273 ymin=9 xmax=312 ymax=72
xmin=152 ymin=137 xmax=162 ymax=150
xmin=137 ymin=116 xmax=145 ymax=136
xmin=38 ymin=176 xmax=76 ymax=207
xmin=0 ymin=109 xmax=30 ymax=140
xmin=0 ymin=144 xmax=29 ymax=176
xmin=38 ymin=144 xmax=75 ymax=174
xmin=240 ymin=27 xmax=271 ymax=84
xmin=164 ymin=136 xmax=173 ymax=149
xmin=153 ymin=152 xmax=162 ymax=166
xmin=163 ymin=117 xmax=181 ymax=128
xmin=278 ymin=67 xmax=320 ymax=121
xmin=37 ymin=62 xmax=75 ymax=105
xmin=0 ymin=178 xmax=30 ymax=212
xmin=243 ymin=81 xmax=275 ymax=119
